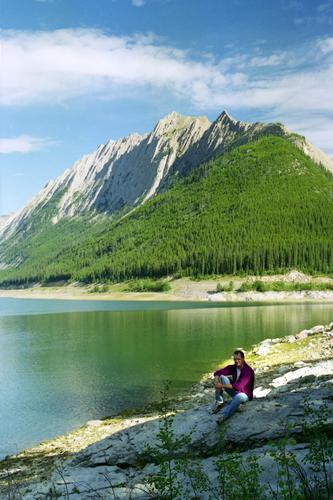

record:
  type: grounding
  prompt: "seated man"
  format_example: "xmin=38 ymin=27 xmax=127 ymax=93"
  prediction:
xmin=213 ymin=350 xmax=254 ymax=424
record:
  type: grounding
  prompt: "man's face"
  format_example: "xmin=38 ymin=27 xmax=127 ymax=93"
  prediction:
xmin=233 ymin=354 xmax=244 ymax=367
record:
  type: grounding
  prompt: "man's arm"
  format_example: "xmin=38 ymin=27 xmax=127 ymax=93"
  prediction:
xmin=213 ymin=365 xmax=232 ymax=377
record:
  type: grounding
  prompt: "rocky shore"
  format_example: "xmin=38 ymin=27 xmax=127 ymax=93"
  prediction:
xmin=1 ymin=322 xmax=332 ymax=499
xmin=0 ymin=271 xmax=333 ymax=303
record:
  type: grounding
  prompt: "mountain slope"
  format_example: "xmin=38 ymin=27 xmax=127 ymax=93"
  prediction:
xmin=2 ymin=110 xmax=332 ymax=242
xmin=1 ymin=135 xmax=332 ymax=286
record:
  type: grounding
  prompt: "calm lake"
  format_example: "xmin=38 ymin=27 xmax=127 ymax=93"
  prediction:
xmin=0 ymin=297 xmax=332 ymax=458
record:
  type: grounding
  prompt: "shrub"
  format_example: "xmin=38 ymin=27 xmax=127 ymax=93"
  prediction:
xmin=254 ymin=280 xmax=267 ymax=292
xmin=216 ymin=281 xmax=234 ymax=292
xmin=239 ymin=281 xmax=253 ymax=292
xmin=89 ymin=284 xmax=109 ymax=293
xmin=127 ymin=279 xmax=171 ymax=292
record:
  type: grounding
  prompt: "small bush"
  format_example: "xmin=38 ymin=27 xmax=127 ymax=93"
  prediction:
xmin=216 ymin=281 xmax=234 ymax=292
xmin=254 ymin=280 xmax=267 ymax=292
xmin=89 ymin=284 xmax=109 ymax=293
xmin=127 ymin=279 xmax=171 ymax=292
xmin=271 ymin=280 xmax=289 ymax=291
xmin=239 ymin=281 xmax=253 ymax=292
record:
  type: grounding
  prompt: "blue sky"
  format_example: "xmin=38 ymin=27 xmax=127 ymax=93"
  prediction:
xmin=1 ymin=0 xmax=333 ymax=214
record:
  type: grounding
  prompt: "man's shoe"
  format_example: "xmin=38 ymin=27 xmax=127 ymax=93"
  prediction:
xmin=211 ymin=401 xmax=224 ymax=414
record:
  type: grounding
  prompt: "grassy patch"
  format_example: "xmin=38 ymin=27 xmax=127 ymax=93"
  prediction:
xmin=239 ymin=280 xmax=333 ymax=292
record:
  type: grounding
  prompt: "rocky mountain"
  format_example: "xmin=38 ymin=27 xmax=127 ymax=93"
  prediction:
xmin=1 ymin=133 xmax=332 ymax=285
xmin=0 ymin=213 xmax=14 ymax=230
xmin=2 ymin=110 xmax=332 ymax=240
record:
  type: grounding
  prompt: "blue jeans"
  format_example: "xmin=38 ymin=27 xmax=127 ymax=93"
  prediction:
xmin=215 ymin=375 xmax=249 ymax=419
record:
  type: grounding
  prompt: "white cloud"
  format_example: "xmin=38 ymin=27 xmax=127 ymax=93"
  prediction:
xmin=1 ymin=28 xmax=333 ymax=155
xmin=0 ymin=28 xmax=236 ymax=107
xmin=0 ymin=135 xmax=53 ymax=154
xmin=132 ymin=0 xmax=146 ymax=6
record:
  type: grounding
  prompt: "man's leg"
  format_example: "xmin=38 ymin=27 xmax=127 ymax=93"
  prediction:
xmin=215 ymin=375 xmax=234 ymax=402
xmin=220 ymin=392 xmax=249 ymax=420
xmin=213 ymin=375 xmax=235 ymax=413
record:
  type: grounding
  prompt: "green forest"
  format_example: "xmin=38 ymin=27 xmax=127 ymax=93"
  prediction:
xmin=0 ymin=135 xmax=332 ymax=286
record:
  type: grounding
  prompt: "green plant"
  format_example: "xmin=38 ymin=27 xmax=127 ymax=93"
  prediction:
xmin=268 ymin=401 xmax=333 ymax=500
xmin=211 ymin=452 xmax=265 ymax=500
xmin=302 ymin=398 xmax=333 ymax=497
xmin=127 ymin=279 xmax=171 ymax=293
xmin=143 ymin=382 xmax=191 ymax=500
xmin=239 ymin=281 xmax=253 ymax=292
xmin=216 ymin=281 xmax=234 ymax=292
xmin=89 ymin=284 xmax=109 ymax=293
xmin=254 ymin=280 xmax=267 ymax=292
xmin=269 ymin=430 xmax=304 ymax=500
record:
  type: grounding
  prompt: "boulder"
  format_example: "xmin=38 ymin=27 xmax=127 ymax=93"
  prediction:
xmin=296 ymin=330 xmax=309 ymax=340
xmin=285 ymin=335 xmax=297 ymax=343
xmin=255 ymin=340 xmax=274 ymax=356
xmin=277 ymin=365 xmax=292 ymax=375
xmin=293 ymin=361 xmax=307 ymax=368
xmin=309 ymin=324 xmax=325 ymax=335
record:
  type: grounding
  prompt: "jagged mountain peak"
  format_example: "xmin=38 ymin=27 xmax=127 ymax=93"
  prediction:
xmin=214 ymin=110 xmax=252 ymax=131
xmin=152 ymin=110 xmax=210 ymax=137
xmin=216 ymin=109 xmax=237 ymax=123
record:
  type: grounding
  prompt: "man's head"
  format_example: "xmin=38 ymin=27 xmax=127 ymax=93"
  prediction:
xmin=233 ymin=350 xmax=245 ymax=368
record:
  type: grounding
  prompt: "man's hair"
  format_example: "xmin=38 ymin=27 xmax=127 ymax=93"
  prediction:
xmin=233 ymin=350 xmax=245 ymax=359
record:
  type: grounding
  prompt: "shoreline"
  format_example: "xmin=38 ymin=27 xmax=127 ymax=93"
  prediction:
xmin=1 ymin=320 xmax=332 ymax=497
xmin=1 ymin=273 xmax=333 ymax=303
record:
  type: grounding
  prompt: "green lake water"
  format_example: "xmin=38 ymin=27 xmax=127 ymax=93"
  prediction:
xmin=0 ymin=297 xmax=332 ymax=458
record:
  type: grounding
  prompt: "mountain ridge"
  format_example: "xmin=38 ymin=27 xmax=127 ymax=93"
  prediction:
xmin=2 ymin=110 xmax=332 ymax=240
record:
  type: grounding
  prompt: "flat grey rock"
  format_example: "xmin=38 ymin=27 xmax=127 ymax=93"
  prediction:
xmin=20 ymin=357 xmax=333 ymax=499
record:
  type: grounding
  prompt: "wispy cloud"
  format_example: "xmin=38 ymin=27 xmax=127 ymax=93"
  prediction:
xmin=294 ymin=14 xmax=333 ymax=24
xmin=294 ymin=1 xmax=333 ymax=25
xmin=1 ymin=28 xmax=333 ymax=154
xmin=0 ymin=135 xmax=54 ymax=154
xmin=0 ymin=28 xmax=237 ymax=107
xmin=283 ymin=0 xmax=303 ymax=9
xmin=317 ymin=1 xmax=333 ymax=12
xmin=132 ymin=0 xmax=146 ymax=6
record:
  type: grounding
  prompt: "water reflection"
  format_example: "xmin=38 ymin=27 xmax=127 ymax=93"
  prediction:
xmin=0 ymin=299 xmax=332 ymax=457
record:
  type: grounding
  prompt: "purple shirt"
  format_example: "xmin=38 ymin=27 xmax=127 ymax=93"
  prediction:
xmin=214 ymin=361 xmax=255 ymax=400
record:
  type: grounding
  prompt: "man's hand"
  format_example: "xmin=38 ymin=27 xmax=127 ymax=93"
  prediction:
xmin=215 ymin=382 xmax=223 ymax=390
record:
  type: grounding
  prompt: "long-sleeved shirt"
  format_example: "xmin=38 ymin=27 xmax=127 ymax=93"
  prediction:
xmin=214 ymin=361 xmax=255 ymax=400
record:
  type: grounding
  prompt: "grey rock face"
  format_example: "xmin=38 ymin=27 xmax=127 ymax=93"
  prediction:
xmin=2 ymin=110 xmax=333 ymax=241
xmin=0 ymin=213 xmax=15 ymax=230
